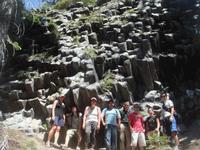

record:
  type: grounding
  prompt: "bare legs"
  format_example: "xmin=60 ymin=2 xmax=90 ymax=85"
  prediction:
xmin=47 ymin=125 xmax=61 ymax=146
xmin=172 ymin=132 xmax=179 ymax=146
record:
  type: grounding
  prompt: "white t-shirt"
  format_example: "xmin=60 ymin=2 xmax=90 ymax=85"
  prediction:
xmin=162 ymin=99 xmax=174 ymax=118
xmin=85 ymin=106 xmax=99 ymax=123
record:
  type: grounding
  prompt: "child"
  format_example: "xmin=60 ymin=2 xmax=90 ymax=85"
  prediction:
xmin=128 ymin=103 xmax=146 ymax=150
xmin=145 ymin=107 xmax=160 ymax=137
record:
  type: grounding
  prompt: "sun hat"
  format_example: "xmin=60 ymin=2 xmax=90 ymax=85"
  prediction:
xmin=90 ymin=97 xmax=97 ymax=101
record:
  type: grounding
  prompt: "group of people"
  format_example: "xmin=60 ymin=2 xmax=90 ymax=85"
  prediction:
xmin=46 ymin=92 xmax=179 ymax=150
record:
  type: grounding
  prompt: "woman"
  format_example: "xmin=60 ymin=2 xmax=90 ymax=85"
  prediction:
xmin=145 ymin=107 xmax=160 ymax=137
xmin=82 ymin=97 xmax=101 ymax=149
xmin=46 ymin=95 xmax=65 ymax=147
xmin=161 ymin=92 xmax=179 ymax=150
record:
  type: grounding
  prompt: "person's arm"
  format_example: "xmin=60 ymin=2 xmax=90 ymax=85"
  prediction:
xmin=82 ymin=106 xmax=88 ymax=129
xmin=63 ymin=114 xmax=66 ymax=124
xmin=128 ymin=113 xmax=133 ymax=131
xmin=101 ymin=109 xmax=106 ymax=126
xmin=117 ymin=109 xmax=121 ymax=126
xmin=78 ymin=113 xmax=83 ymax=130
xmin=141 ymin=116 xmax=145 ymax=132
xmin=169 ymin=106 xmax=174 ymax=121
xmin=97 ymin=107 xmax=101 ymax=130
xmin=52 ymin=100 xmax=58 ymax=120
xmin=155 ymin=117 xmax=160 ymax=132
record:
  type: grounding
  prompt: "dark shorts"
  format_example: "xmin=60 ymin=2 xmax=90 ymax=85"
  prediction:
xmin=54 ymin=116 xmax=64 ymax=127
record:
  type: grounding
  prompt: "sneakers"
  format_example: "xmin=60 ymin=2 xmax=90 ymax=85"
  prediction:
xmin=46 ymin=141 xmax=50 ymax=147
xmin=173 ymin=145 xmax=179 ymax=150
xmin=53 ymin=143 xmax=60 ymax=147
xmin=76 ymin=146 xmax=80 ymax=150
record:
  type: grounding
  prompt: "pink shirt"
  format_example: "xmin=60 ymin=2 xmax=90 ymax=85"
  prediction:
xmin=128 ymin=112 xmax=144 ymax=132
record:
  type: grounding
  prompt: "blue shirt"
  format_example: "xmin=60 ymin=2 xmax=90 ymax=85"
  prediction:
xmin=102 ymin=108 xmax=121 ymax=126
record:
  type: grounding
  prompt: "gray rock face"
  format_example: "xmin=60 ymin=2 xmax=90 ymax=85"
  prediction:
xmin=1 ymin=1 xmax=200 ymax=147
xmin=0 ymin=0 xmax=17 ymax=71
xmin=26 ymin=98 xmax=48 ymax=119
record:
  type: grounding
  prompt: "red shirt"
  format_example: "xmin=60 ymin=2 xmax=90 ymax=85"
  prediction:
xmin=128 ymin=112 xmax=144 ymax=132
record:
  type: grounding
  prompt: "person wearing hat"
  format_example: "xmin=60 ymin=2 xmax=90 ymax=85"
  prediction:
xmin=119 ymin=101 xmax=131 ymax=150
xmin=82 ymin=97 xmax=101 ymax=149
xmin=160 ymin=92 xmax=179 ymax=150
xmin=101 ymin=97 xmax=121 ymax=150
xmin=47 ymin=94 xmax=65 ymax=147
xmin=128 ymin=102 xmax=146 ymax=150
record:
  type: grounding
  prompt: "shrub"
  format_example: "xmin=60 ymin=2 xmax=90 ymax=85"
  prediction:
xmin=72 ymin=35 xmax=81 ymax=46
xmin=81 ymin=11 xmax=104 ymax=23
xmin=28 ymin=52 xmax=54 ymax=63
xmin=54 ymin=0 xmax=96 ymax=9
xmin=146 ymin=133 xmax=172 ymax=150
xmin=123 ymin=8 xmax=137 ymax=16
xmin=85 ymin=46 xmax=97 ymax=59
xmin=100 ymin=72 xmax=115 ymax=91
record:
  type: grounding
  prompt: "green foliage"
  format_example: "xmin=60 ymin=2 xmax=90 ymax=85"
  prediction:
xmin=82 ymin=0 xmax=96 ymax=6
xmin=7 ymin=37 xmax=22 ymax=51
xmin=54 ymin=0 xmax=96 ymax=9
xmin=16 ymin=70 xmax=39 ymax=80
xmin=146 ymin=133 xmax=172 ymax=150
xmin=72 ymin=35 xmax=81 ymax=46
xmin=81 ymin=12 xmax=104 ymax=23
xmin=28 ymin=52 xmax=54 ymax=63
xmin=42 ymin=123 xmax=49 ymax=130
xmin=123 ymin=8 xmax=137 ymax=16
xmin=23 ymin=12 xmax=41 ymax=25
xmin=67 ymin=12 xmax=103 ymax=30
xmin=54 ymin=0 xmax=75 ymax=9
xmin=85 ymin=46 xmax=97 ymax=59
xmin=68 ymin=19 xmax=83 ymax=30
xmin=100 ymin=72 xmax=115 ymax=91
xmin=48 ymin=21 xmax=60 ymax=40
xmin=107 ymin=17 xmax=128 ymax=26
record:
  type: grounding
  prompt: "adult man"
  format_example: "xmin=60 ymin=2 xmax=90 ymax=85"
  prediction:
xmin=82 ymin=97 xmax=101 ymax=149
xmin=119 ymin=101 xmax=131 ymax=150
xmin=161 ymin=92 xmax=179 ymax=150
xmin=102 ymin=97 xmax=121 ymax=150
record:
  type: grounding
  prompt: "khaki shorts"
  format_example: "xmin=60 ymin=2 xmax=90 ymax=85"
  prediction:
xmin=131 ymin=131 xmax=146 ymax=147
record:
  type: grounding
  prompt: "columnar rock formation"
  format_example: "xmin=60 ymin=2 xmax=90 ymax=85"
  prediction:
xmin=1 ymin=0 xmax=200 ymax=138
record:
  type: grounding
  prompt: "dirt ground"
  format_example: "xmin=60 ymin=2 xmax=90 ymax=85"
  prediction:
xmin=4 ymin=124 xmax=200 ymax=150
xmin=7 ymin=129 xmax=60 ymax=150
xmin=179 ymin=121 xmax=200 ymax=150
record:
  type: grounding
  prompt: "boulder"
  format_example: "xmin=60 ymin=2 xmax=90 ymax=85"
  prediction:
xmin=88 ymin=32 xmax=98 ymax=44
xmin=26 ymin=98 xmax=48 ymax=119
xmin=118 ymin=42 xmax=127 ymax=52
xmin=116 ymin=81 xmax=133 ymax=104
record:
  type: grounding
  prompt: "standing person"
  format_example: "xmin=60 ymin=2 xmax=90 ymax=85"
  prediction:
xmin=47 ymin=95 xmax=65 ymax=147
xmin=145 ymin=107 xmax=160 ymax=137
xmin=128 ymin=103 xmax=146 ymax=150
xmin=64 ymin=106 xmax=82 ymax=150
xmin=119 ymin=101 xmax=131 ymax=150
xmin=102 ymin=97 xmax=121 ymax=150
xmin=82 ymin=97 xmax=101 ymax=149
xmin=161 ymin=92 xmax=179 ymax=150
